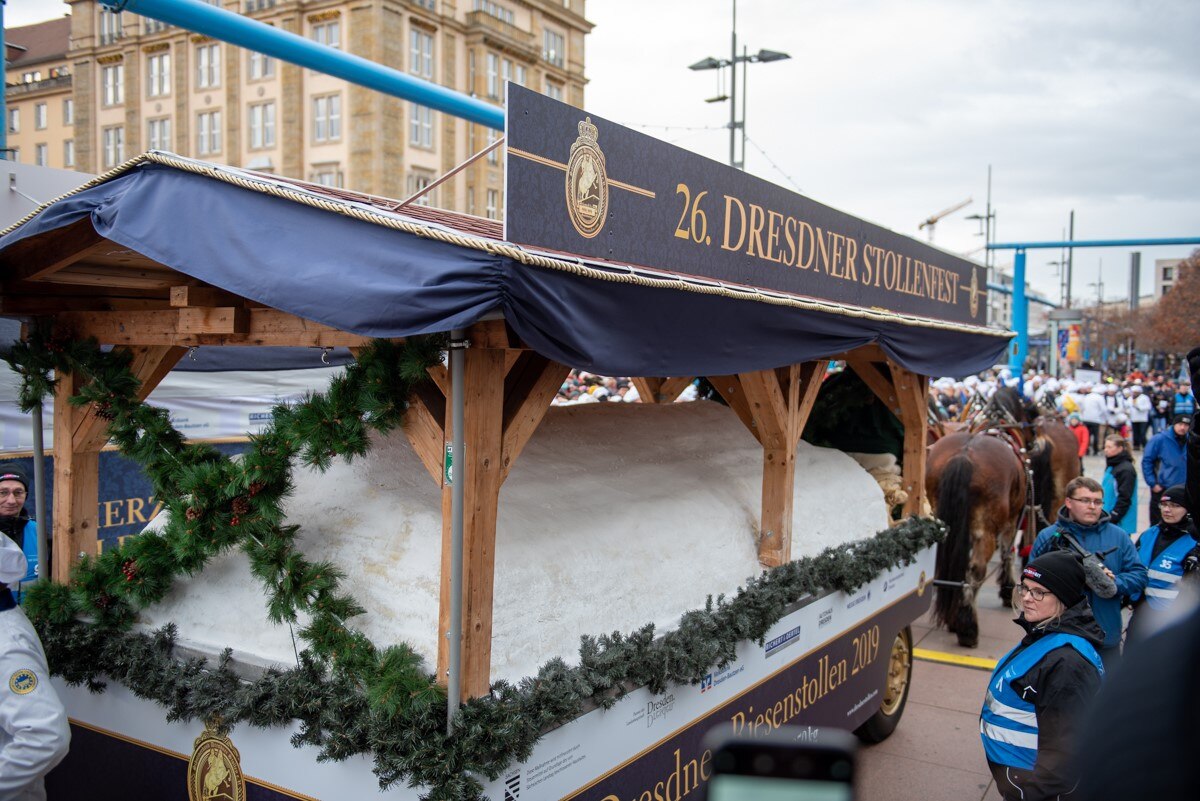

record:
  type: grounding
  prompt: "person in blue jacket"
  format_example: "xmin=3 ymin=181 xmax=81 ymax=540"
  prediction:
xmin=0 ymin=465 xmax=38 ymax=601
xmin=1142 ymin=413 xmax=1190 ymax=526
xmin=981 ymin=550 xmax=1104 ymax=801
xmin=1100 ymin=435 xmax=1138 ymax=535
xmin=1031 ymin=476 xmax=1147 ymax=668
xmin=1128 ymin=484 xmax=1199 ymax=638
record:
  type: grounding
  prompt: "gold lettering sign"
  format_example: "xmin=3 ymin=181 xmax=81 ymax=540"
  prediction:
xmin=187 ymin=725 xmax=246 ymax=801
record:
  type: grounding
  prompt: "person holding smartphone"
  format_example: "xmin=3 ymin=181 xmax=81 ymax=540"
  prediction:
xmin=980 ymin=550 xmax=1104 ymax=801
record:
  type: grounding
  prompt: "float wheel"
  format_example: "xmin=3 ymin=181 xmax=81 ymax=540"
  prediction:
xmin=855 ymin=626 xmax=913 ymax=743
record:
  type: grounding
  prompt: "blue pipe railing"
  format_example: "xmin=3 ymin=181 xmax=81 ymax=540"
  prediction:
xmin=103 ymin=0 xmax=506 ymax=130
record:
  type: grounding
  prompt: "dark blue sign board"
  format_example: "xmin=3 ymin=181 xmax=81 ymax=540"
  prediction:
xmin=504 ymin=84 xmax=987 ymax=327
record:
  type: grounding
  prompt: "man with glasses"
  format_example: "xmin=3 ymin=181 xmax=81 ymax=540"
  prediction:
xmin=0 ymin=465 xmax=37 ymax=601
xmin=1031 ymin=476 xmax=1147 ymax=668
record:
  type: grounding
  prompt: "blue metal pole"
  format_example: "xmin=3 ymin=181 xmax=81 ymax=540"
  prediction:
xmin=103 ymin=0 xmax=505 ymax=130
xmin=1009 ymin=249 xmax=1027 ymax=381
xmin=990 ymin=236 xmax=1200 ymax=251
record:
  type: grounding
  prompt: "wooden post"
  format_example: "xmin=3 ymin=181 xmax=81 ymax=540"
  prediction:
xmin=52 ymin=373 xmax=98 ymax=582
xmin=436 ymin=346 xmax=506 ymax=700
xmin=737 ymin=368 xmax=792 ymax=567
xmin=51 ymin=345 xmax=187 ymax=581
xmin=887 ymin=361 xmax=929 ymax=518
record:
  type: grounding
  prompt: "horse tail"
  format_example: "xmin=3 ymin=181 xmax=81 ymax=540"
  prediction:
xmin=933 ymin=454 xmax=975 ymax=629
xmin=1029 ymin=436 xmax=1056 ymax=525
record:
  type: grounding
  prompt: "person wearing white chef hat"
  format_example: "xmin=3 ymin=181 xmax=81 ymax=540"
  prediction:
xmin=0 ymin=533 xmax=69 ymax=800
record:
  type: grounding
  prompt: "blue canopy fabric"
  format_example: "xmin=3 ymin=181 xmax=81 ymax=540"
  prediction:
xmin=0 ymin=157 xmax=1009 ymax=378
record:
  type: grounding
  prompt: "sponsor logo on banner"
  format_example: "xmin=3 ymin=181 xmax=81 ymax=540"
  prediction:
xmin=765 ymin=625 xmax=802 ymax=658
xmin=846 ymin=589 xmax=872 ymax=610
xmin=248 ymin=412 xmax=273 ymax=423
xmin=646 ymin=693 xmax=677 ymax=728
xmin=883 ymin=571 xmax=907 ymax=594
xmin=699 ymin=663 xmax=745 ymax=694
xmin=503 ymin=771 xmax=521 ymax=801
xmin=818 ymin=607 xmax=834 ymax=628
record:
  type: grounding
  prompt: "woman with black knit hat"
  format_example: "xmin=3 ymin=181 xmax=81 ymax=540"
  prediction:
xmin=1127 ymin=483 xmax=1200 ymax=638
xmin=980 ymin=549 xmax=1105 ymax=801
xmin=0 ymin=463 xmax=36 ymax=601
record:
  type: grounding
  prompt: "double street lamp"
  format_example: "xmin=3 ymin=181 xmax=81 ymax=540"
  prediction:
xmin=688 ymin=1 xmax=790 ymax=170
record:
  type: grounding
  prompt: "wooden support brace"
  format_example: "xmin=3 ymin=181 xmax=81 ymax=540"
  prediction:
xmin=500 ymin=352 xmax=570 ymax=481
xmin=707 ymin=374 xmax=760 ymax=445
xmin=846 ymin=355 xmax=899 ymax=415
xmin=1 ymin=218 xmax=109 ymax=282
xmin=736 ymin=369 xmax=794 ymax=567
xmin=631 ymin=377 xmax=663 ymax=404
xmin=792 ymin=361 xmax=828 ymax=450
xmin=887 ymin=360 xmax=930 ymax=519
xmin=401 ymin=382 xmax=447 ymax=487
xmin=72 ymin=345 xmax=188 ymax=453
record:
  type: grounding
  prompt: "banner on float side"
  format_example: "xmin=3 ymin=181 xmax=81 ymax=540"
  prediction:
xmin=481 ymin=547 xmax=934 ymax=801
xmin=504 ymin=84 xmax=986 ymax=327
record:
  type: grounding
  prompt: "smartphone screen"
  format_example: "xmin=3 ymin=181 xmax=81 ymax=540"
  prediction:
xmin=708 ymin=774 xmax=853 ymax=801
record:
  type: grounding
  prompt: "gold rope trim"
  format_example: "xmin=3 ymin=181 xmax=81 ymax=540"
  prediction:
xmin=0 ymin=152 xmax=1011 ymax=339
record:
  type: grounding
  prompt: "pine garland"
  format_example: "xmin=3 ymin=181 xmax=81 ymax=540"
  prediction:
xmin=4 ymin=324 xmax=944 ymax=800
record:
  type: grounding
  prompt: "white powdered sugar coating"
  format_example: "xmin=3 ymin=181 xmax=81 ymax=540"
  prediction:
xmin=136 ymin=401 xmax=889 ymax=682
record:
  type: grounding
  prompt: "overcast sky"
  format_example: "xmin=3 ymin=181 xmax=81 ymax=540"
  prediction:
xmin=10 ymin=0 xmax=1200 ymax=301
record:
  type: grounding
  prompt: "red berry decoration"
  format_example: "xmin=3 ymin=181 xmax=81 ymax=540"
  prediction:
xmin=121 ymin=559 xmax=139 ymax=582
xmin=247 ymin=481 xmax=265 ymax=497
xmin=230 ymin=516 xmax=241 ymax=527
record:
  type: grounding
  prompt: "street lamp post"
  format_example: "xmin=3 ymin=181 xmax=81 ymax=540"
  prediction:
xmin=688 ymin=0 xmax=790 ymax=170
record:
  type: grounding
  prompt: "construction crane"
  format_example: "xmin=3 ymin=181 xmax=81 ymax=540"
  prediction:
xmin=919 ymin=197 xmax=972 ymax=243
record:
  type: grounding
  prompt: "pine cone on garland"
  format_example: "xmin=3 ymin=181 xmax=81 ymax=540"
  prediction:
xmin=185 ymin=507 xmax=201 ymax=521
xmin=231 ymin=497 xmax=250 ymax=517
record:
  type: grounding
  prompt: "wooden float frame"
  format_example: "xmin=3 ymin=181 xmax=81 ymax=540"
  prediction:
xmin=0 ymin=218 xmax=928 ymax=703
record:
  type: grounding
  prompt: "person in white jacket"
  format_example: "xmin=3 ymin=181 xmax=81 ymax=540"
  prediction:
xmin=0 ymin=533 xmax=69 ymax=801
xmin=1129 ymin=386 xmax=1153 ymax=450
xmin=1080 ymin=387 xmax=1108 ymax=455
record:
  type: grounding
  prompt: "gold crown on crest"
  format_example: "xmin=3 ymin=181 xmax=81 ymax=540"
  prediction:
xmin=577 ymin=117 xmax=599 ymax=143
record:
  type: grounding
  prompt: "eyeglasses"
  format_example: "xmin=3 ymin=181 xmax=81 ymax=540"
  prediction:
xmin=1067 ymin=496 xmax=1104 ymax=507
xmin=0 ymin=490 xmax=26 ymax=500
xmin=1015 ymin=584 xmax=1049 ymax=601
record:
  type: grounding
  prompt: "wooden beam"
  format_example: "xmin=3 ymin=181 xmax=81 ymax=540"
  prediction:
xmin=500 ymin=352 xmax=569 ymax=482
xmin=170 ymin=285 xmax=244 ymax=308
xmin=887 ymin=361 xmax=930 ymax=519
xmin=707 ymin=374 xmax=760 ymax=445
xmin=437 ymin=347 xmax=506 ymax=700
xmin=177 ymin=307 xmax=250 ymax=335
xmin=846 ymin=355 xmax=899 ymax=416
xmin=658 ymin=376 xmax=694 ymax=403
xmin=52 ymin=373 xmax=99 ymax=582
xmin=72 ymin=345 xmax=188 ymax=453
xmin=0 ymin=295 xmax=174 ymax=315
xmin=426 ymin=363 xmax=449 ymax=396
xmin=736 ymin=369 xmax=795 ymax=567
xmin=54 ymin=309 xmax=371 ymax=347
xmin=631 ymin=377 xmax=663 ymax=404
xmin=0 ymin=218 xmax=108 ymax=283
xmin=736 ymin=369 xmax=788 ymax=447
xmin=826 ymin=343 xmax=888 ymax=363
xmin=792 ymin=361 xmax=828 ymax=449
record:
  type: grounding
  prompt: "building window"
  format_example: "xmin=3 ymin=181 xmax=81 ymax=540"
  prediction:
xmin=196 ymin=111 xmax=221 ymax=155
xmin=34 ymin=104 xmax=48 ymax=130
xmin=147 ymin=52 xmax=171 ymax=98
xmin=249 ymin=50 xmax=275 ymax=80
xmin=63 ymin=140 xmax=75 ymax=168
xmin=6 ymin=109 xmax=16 ymax=134
xmin=245 ymin=0 xmax=275 ymax=11
xmin=311 ymin=20 xmax=341 ymax=49
xmin=102 ymin=126 xmax=125 ymax=168
xmin=7 ymin=148 xmax=17 ymax=163
xmin=35 ymin=144 xmax=48 ymax=167
xmin=406 ymin=172 xmax=435 ymax=206
xmin=468 ymin=50 xmax=476 ymax=94
xmin=499 ymin=58 xmax=526 ymax=104
xmin=486 ymin=129 xmax=500 ymax=164
xmin=22 ymin=71 xmax=42 ymax=83
xmin=1163 ymin=266 xmax=1175 ymax=281
xmin=63 ymin=98 xmax=74 ymax=125
xmin=415 ymin=0 xmax=436 ymax=9
xmin=313 ymin=94 xmax=342 ymax=142
xmin=474 ymin=0 xmax=514 ymax=25
xmin=409 ymin=104 xmax=434 ymax=148
xmin=144 ymin=17 xmax=169 ymax=34
xmin=486 ymin=188 xmax=499 ymax=220
xmin=248 ymin=102 xmax=276 ymax=148
xmin=486 ymin=53 xmax=499 ymax=99
xmin=545 ymin=79 xmax=563 ymax=101
xmin=147 ymin=117 xmax=171 ymax=150
xmin=310 ymin=164 xmax=343 ymax=187
xmin=466 ymin=184 xmax=475 ymax=215
xmin=196 ymin=43 xmax=220 ymax=89
xmin=99 ymin=9 xmax=124 ymax=45
xmin=102 ymin=63 xmax=125 ymax=105
xmin=410 ymin=29 xmax=434 ymax=80
xmin=543 ymin=28 xmax=565 ymax=68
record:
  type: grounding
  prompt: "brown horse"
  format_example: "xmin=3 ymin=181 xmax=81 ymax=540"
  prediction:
xmin=1027 ymin=416 xmax=1083 ymax=535
xmin=927 ymin=431 xmax=1028 ymax=647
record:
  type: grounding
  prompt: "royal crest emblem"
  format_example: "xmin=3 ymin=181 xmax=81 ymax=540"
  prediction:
xmin=916 ymin=570 xmax=928 ymax=597
xmin=9 ymin=668 xmax=36 ymax=695
xmin=565 ymin=117 xmax=609 ymax=239
xmin=188 ymin=724 xmax=246 ymax=801
xmin=969 ymin=268 xmax=980 ymax=319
